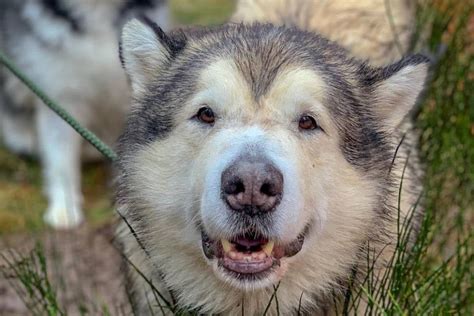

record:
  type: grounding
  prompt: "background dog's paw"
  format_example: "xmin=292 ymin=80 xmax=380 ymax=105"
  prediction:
xmin=43 ymin=206 xmax=84 ymax=229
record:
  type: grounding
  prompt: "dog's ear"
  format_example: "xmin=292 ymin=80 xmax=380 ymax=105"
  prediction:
xmin=120 ymin=17 xmax=186 ymax=94
xmin=362 ymin=54 xmax=430 ymax=130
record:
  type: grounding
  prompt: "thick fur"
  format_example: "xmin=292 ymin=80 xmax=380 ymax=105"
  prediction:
xmin=233 ymin=0 xmax=415 ymax=66
xmin=115 ymin=1 xmax=427 ymax=314
xmin=0 ymin=0 xmax=171 ymax=229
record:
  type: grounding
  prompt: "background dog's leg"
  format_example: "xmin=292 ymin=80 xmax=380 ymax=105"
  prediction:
xmin=36 ymin=105 xmax=83 ymax=229
xmin=0 ymin=110 xmax=36 ymax=155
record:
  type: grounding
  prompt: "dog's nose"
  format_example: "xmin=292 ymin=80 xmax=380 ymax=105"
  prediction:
xmin=221 ymin=158 xmax=283 ymax=216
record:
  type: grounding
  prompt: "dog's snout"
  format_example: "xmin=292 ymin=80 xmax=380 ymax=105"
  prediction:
xmin=221 ymin=159 xmax=283 ymax=216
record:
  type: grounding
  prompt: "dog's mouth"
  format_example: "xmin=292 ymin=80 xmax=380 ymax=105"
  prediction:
xmin=201 ymin=229 xmax=306 ymax=280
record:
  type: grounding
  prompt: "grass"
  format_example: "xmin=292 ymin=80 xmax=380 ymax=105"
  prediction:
xmin=416 ymin=0 xmax=474 ymax=244
xmin=0 ymin=0 xmax=473 ymax=314
xmin=1 ymin=245 xmax=65 ymax=316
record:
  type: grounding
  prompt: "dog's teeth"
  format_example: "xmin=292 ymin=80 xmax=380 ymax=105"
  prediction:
xmin=252 ymin=252 xmax=266 ymax=261
xmin=263 ymin=241 xmax=275 ymax=256
xmin=221 ymin=239 xmax=232 ymax=253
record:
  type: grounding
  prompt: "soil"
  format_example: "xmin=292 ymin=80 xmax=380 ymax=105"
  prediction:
xmin=0 ymin=222 xmax=129 ymax=316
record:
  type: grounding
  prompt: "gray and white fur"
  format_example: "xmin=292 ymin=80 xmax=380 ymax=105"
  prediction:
xmin=115 ymin=0 xmax=428 ymax=314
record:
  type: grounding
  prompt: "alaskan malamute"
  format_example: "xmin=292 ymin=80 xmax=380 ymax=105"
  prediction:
xmin=115 ymin=0 xmax=427 ymax=314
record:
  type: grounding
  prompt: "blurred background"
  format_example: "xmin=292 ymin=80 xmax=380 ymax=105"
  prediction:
xmin=0 ymin=0 xmax=472 ymax=314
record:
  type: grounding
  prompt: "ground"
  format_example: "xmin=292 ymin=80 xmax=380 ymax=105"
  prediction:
xmin=0 ymin=224 xmax=125 ymax=315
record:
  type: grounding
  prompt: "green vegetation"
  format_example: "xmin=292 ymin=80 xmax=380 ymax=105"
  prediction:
xmin=1 ymin=245 xmax=65 ymax=316
xmin=416 ymin=0 xmax=473 ymax=245
xmin=171 ymin=0 xmax=235 ymax=25
xmin=0 ymin=0 xmax=472 ymax=314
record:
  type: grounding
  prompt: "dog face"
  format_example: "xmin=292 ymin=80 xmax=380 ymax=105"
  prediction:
xmin=116 ymin=19 xmax=428 ymax=293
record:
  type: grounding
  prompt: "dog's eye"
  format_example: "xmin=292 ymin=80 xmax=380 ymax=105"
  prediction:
xmin=298 ymin=115 xmax=319 ymax=131
xmin=197 ymin=107 xmax=215 ymax=124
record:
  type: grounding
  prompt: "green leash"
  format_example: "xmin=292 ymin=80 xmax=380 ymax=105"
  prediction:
xmin=0 ymin=50 xmax=117 ymax=161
